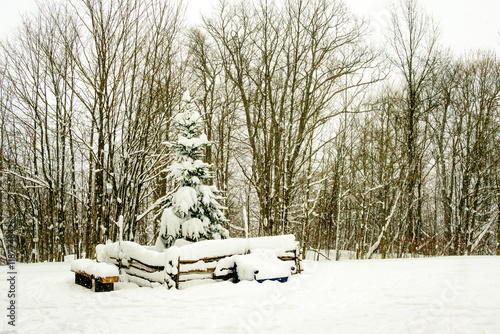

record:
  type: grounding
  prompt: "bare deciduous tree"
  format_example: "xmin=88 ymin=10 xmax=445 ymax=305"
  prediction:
xmin=204 ymin=0 xmax=377 ymax=237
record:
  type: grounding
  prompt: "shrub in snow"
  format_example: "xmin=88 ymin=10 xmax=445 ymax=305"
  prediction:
xmin=156 ymin=91 xmax=228 ymax=250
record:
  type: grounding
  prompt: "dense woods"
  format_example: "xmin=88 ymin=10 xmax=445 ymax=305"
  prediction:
xmin=1 ymin=0 xmax=499 ymax=263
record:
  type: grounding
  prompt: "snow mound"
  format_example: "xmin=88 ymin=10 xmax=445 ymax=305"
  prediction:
xmin=233 ymin=249 xmax=295 ymax=281
xmin=70 ymin=259 xmax=119 ymax=278
xmin=97 ymin=241 xmax=168 ymax=268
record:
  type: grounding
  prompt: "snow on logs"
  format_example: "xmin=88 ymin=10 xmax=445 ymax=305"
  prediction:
xmin=96 ymin=241 xmax=179 ymax=288
xmin=95 ymin=235 xmax=300 ymax=289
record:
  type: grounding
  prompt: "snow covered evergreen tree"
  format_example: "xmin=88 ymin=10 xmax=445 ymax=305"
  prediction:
xmin=156 ymin=91 xmax=229 ymax=250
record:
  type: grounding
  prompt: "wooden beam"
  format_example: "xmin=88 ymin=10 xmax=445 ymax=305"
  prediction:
xmin=71 ymin=270 xmax=119 ymax=284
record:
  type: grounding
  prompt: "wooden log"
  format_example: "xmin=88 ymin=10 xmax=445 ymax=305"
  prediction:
xmin=122 ymin=267 xmax=164 ymax=284
xmin=124 ymin=272 xmax=155 ymax=288
xmin=180 ymin=260 xmax=218 ymax=272
xmin=178 ymin=254 xmax=243 ymax=264
xmin=129 ymin=257 xmax=165 ymax=271
xmin=129 ymin=261 xmax=162 ymax=273
xmin=102 ymin=255 xmax=164 ymax=272
xmin=178 ymin=272 xmax=213 ymax=282
xmin=180 ymin=268 xmax=215 ymax=275
xmin=213 ymin=272 xmax=237 ymax=281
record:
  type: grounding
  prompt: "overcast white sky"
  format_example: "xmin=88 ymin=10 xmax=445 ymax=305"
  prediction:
xmin=1 ymin=0 xmax=499 ymax=54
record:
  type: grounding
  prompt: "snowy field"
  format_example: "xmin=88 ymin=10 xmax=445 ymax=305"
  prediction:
xmin=2 ymin=256 xmax=500 ymax=334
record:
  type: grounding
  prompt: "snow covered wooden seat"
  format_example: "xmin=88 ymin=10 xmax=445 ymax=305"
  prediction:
xmin=71 ymin=259 xmax=119 ymax=292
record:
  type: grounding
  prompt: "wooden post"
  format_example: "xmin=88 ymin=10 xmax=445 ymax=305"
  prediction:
xmin=175 ymin=256 xmax=180 ymax=289
xmin=295 ymin=248 xmax=301 ymax=273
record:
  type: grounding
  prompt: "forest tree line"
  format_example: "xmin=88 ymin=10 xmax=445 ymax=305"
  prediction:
xmin=0 ymin=0 xmax=499 ymax=262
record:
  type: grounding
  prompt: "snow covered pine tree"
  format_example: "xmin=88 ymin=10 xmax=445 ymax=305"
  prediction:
xmin=156 ymin=92 xmax=229 ymax=250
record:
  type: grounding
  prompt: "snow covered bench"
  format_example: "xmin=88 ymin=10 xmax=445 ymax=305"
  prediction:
xmin=71 ymin=259 xmax=119 ymax=292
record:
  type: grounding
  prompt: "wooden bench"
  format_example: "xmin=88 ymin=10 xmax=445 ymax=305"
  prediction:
xmin=71 ymin=259 xmax=119 ymax=292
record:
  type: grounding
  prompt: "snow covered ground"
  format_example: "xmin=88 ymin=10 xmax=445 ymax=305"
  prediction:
xmin=2 ymin=256 xmax=500 ymax=333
